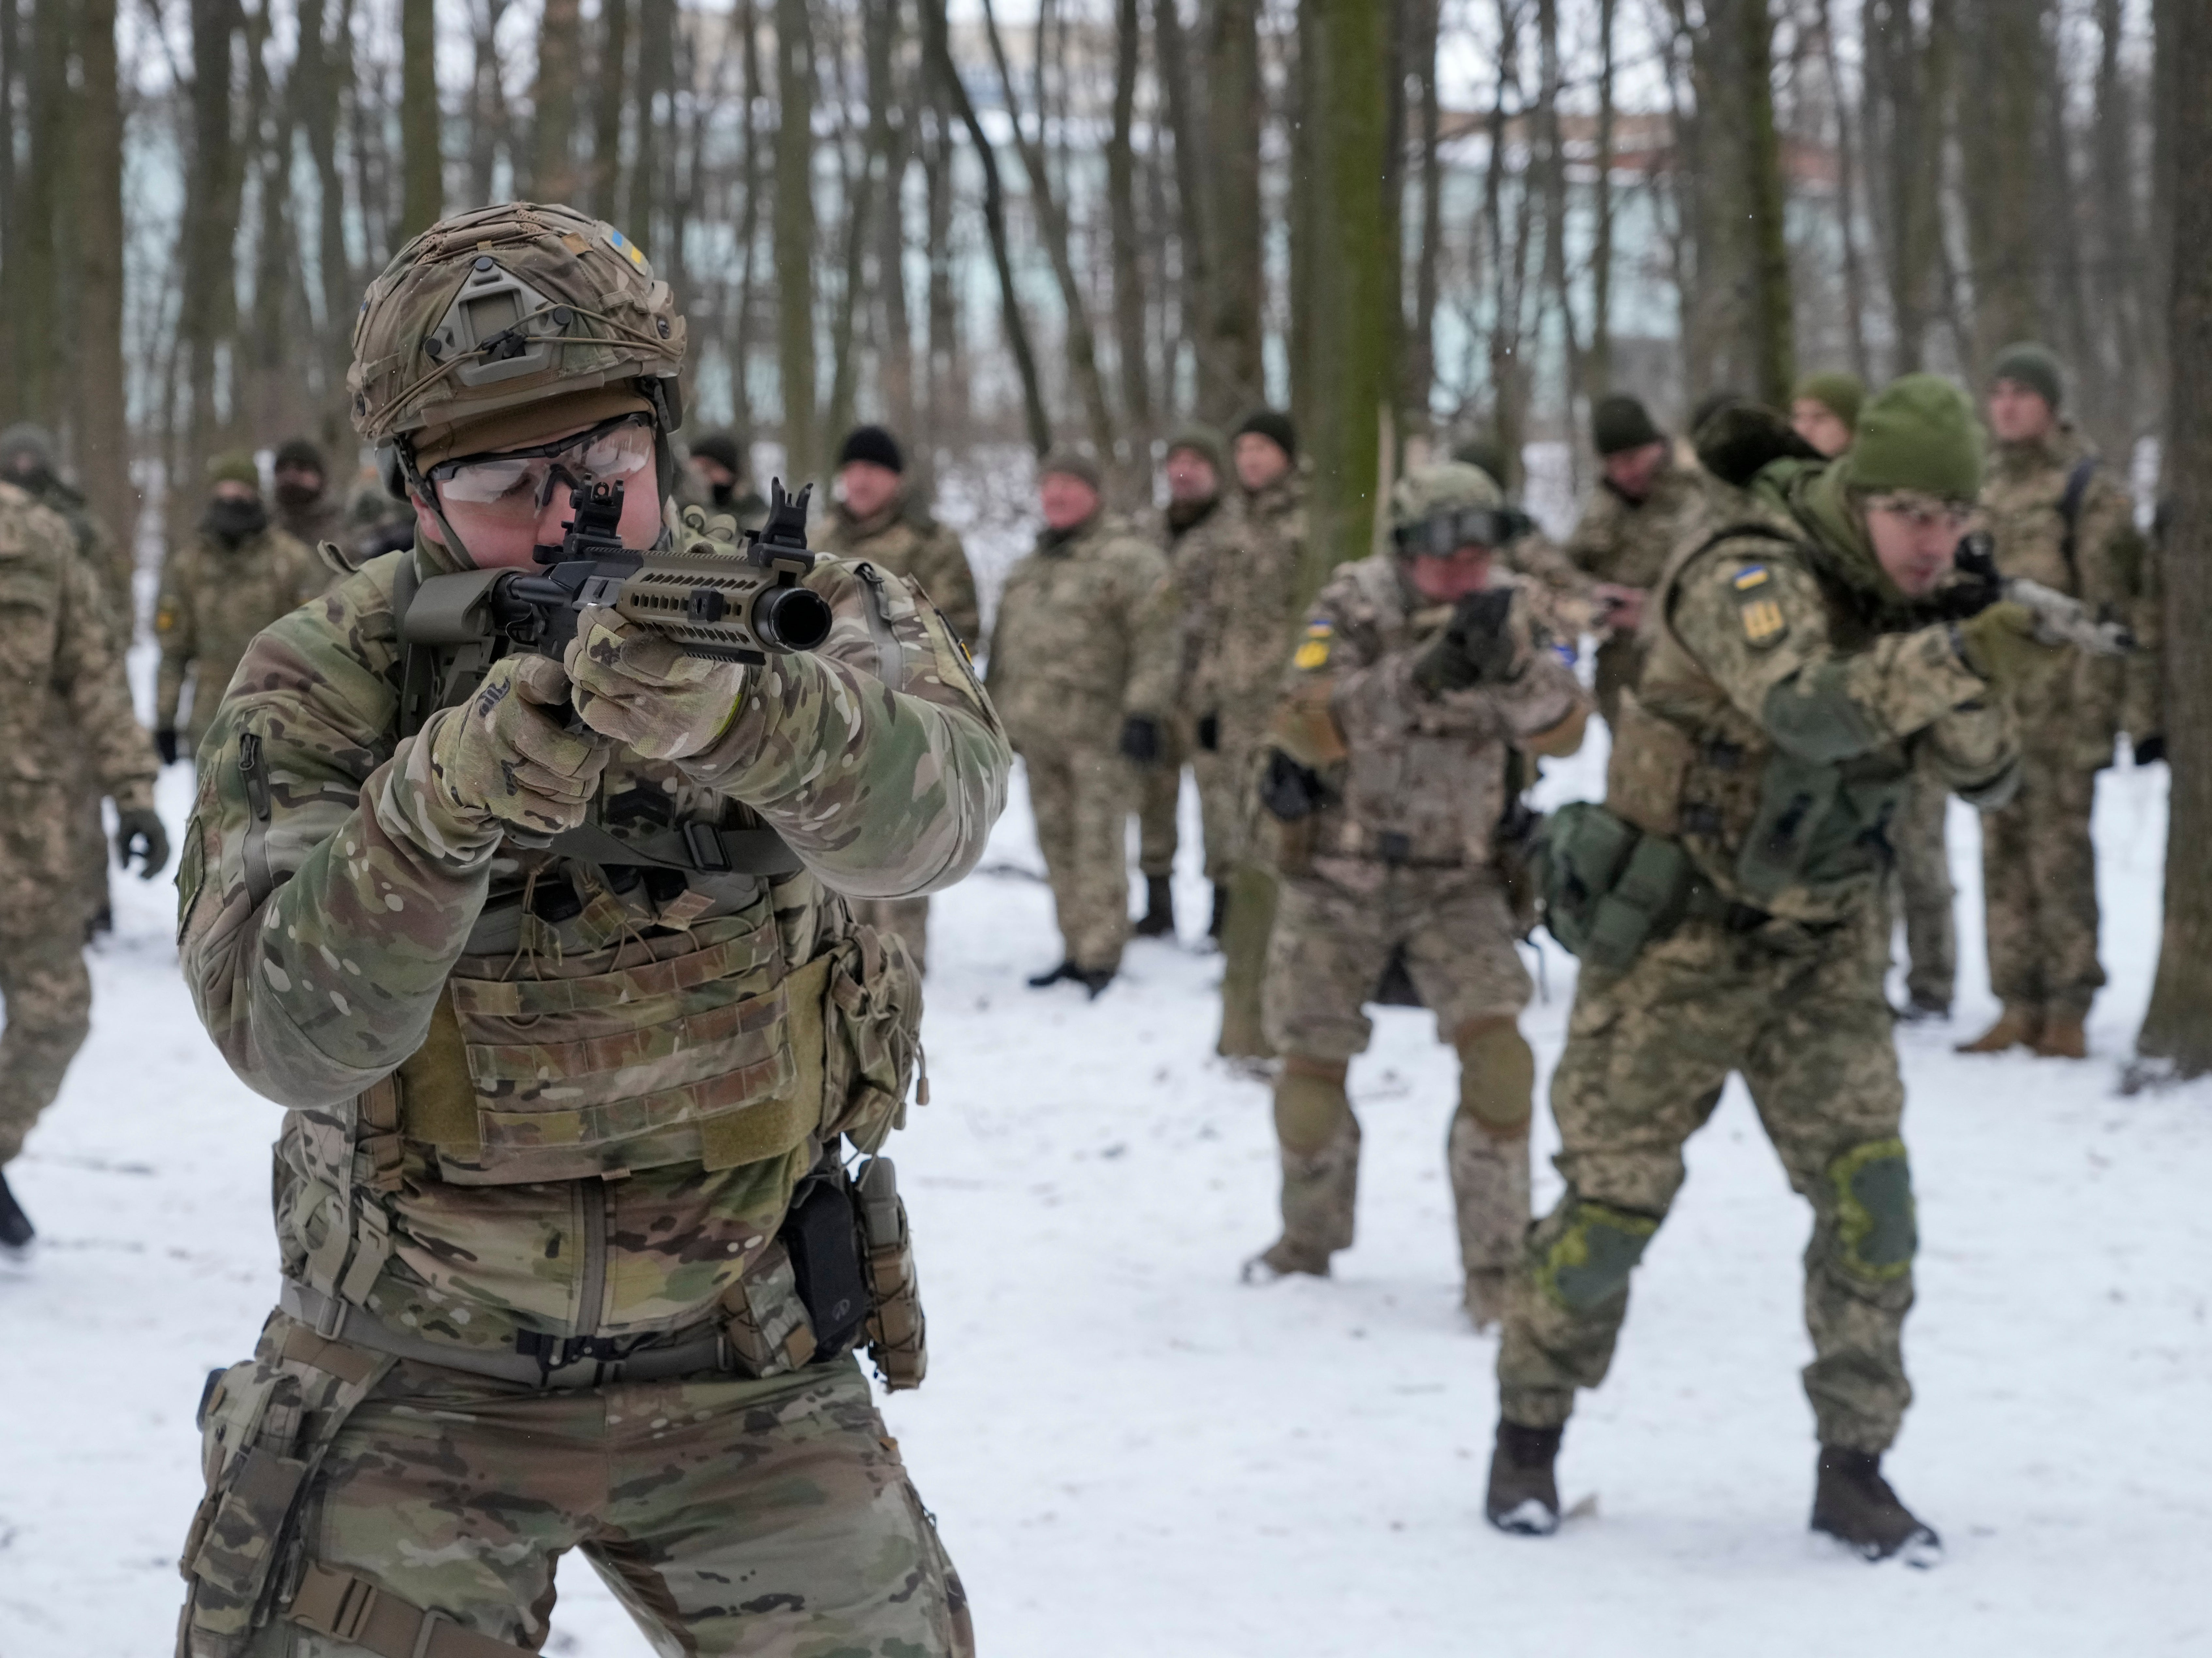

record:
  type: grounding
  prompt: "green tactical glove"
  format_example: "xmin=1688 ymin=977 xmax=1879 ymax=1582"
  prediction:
xmin=564 ymin=609 xmax=751 ymax=760
xmin=1956 ymin=601 xmax=2067 ymax=696
xmin=113 ymin=806 xmax=170 ymax=879
xmin=1412 ymin=588 xmax=1521 ymax=697
xmin=424 ymin=654 xmax=610 ymax=839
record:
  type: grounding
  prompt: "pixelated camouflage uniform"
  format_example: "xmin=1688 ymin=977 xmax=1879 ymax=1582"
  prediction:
xmin=1891 ymin=753 xmax=1955 ymax=1011
xmin=1256 ymin=554 xmax=1589 ymax=1287
xmin=986 ymin=508 xmax=1176 ymax=974
xmin=819 ymin=489 xmax=986 ymax=972
xmin=173 ymin=541 xmax=1004 ymax=1658
xmin=1563 ymin=453 xmax=1724 ymax=727
xmin=156 ymin=522 xmax=327 ymax=754
xmin=0 ymin=480 xmax=158 ymax=1165
xmin=15 ymin=467 xmax=133 ymax=932
xmin=1497 ymin=461 xmax=2022 ymax=1454
xmin=1135 ymin=491 xmax=1232 ymax=885
xmin=1975 ymin=425 xmax=2148 ymax=1025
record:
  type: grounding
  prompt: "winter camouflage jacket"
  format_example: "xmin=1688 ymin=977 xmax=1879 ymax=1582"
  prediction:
xmin=156 ymin=524 xmax=328 ymax=751
xmin=1272 ymin=555 xmax=1589 ymax=876
xmin=1186 ymin=470 xmax=1308 ymax=754
xmin=985 ymin=508 xmax=1177 ymax=754
xmin=818 ymin=491 xmax=983 ymax=648
xmin=274 ymin=489 xmax=348 ymax=555
xmin=0 ymin=480 xmax=157 ymax=904
xmin=1980 ymin=423 xmax=2156 ymax=767
xmin=176 ymin=542 xmax=1009 ymax=1361
xmin=1157 ymin=492 xmax=1233 ymax=723
xmin=1565 ymin=453 xmax=1724 ymax=715
xmin=16 ymin=471 xmax=129 ymax=628
xmin=1625 ymin=461 xmax=2021 ymax=927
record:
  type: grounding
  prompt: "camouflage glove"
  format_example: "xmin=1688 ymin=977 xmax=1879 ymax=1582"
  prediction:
xmin=563 ymin=609 xmax=750 ymax=760
xmin=422 ymin=654 xmax=610 ymax=840
xmin=1956 ymin=601 xmax=2067 ymax=696
xmin=113 ymin=806 xmax=170 ymax=879
xmin=1412 ymin=588 xmax=1520 ymax=697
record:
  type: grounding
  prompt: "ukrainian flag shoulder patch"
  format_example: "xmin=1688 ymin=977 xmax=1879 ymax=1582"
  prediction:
xmin=1293 ymin=618 xmax=1333 ymax=671
xmin=1732 ymin=565 xmax=1771 ymax=591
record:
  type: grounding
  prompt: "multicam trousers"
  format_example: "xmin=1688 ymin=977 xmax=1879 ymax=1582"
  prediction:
xmin=1981 ymin=754 xmax=2105 ymax=1022
xmin=1496 ymin=906 xmax=1919 ymax=1454
xmin=1022 ymin=743 xmax=1135 ymax=973
xmin=179 ymin=1317 xmax=972 ymax=1658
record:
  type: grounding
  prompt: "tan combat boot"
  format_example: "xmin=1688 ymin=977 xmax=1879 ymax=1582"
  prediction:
xmin=1955 ymin=1005 xmax=2042 ymax=1055
xmin=2033 ymin=1014 xmax=2088 ymax=1059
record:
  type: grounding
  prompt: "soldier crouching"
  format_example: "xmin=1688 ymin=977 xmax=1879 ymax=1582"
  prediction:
xmin=1488 ymin=377 xmax=2058 ymax=1565
xmin=1241 ymin=462 xmax=1589 ymax=1327
xmin=169 ymin=203 xmax=1007 ymax=1658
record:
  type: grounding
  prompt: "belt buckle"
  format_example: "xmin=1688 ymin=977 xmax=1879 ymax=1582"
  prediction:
xmin=683 ymin=821 xmax=733 ymax=872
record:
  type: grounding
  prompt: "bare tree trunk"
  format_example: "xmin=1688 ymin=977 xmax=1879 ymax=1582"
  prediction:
xmin=1108 ymin=0 xmax=1153 ymax=451
xmin=980 ymin=0 xmax=1118 ymax=468
xmin=1958 ymin=0 xmax=2047 ymax=363
xmin=1588 ymin=0 xmax=1616 ymax=398
xmin=1484 ymin=0 xmax=1531 ymax=487
xmin=1535 ymin=0 xmax=1584 ymax=455
xmin=399 ymin=0 xmax=442 ymax=236
xmin=245 ymin=20 xmax=301 ymax=440
xmin=467 ymin=0 xmax=510 ymax=210
xmin=531 ymin=0 xmax=583 ymax=200
xmin=592 ymin=0 xmax=633 ymax=224
xmin=1151 ymin=0 xmax=1212 ymax=421
xmin=2135 ymin=0 xmax=2212 ymax=1079
xmin=0 ymin=0 xmax=19 ymax=419
xmin=1203 ymin=0 xmax=1264 ymax=421
xmin=920 ymin=73 xmax=965 ymax=437
xmin=175 ymin=0 xmax=246 ymax=547
xmin=1815 ymin=0 xmax=1870 ymax=379
xmin=1403 ymin=0 xmax=1442 ymax=443
xmin=77 ymin=0 xmax=137 ymax=562
xmin=1295 ymin=0 xmax=1395 ymax=599
xmin=14 ymin=0 xmax=69 ymax=424
xmin=774 ymin=0 xmax=817 ymax=481
xmin=297 ymin=0 xmax=356 ymax=448
xmin=826 ymin=0 xmax=898 ymax=446
xmin=2094 ymin=0 xmax=2146 ymax=444
xmin=630 ymin=0 xmax=674 ymax=248
xmin=1863 ymin=0 xmax=1953 ymax=372
xmin=876 ymin=35 xmax=918 ymax=444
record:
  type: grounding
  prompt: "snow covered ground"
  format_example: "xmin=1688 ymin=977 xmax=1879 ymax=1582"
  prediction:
xmin=4 ymin=729 xmax=2209 ymax=1658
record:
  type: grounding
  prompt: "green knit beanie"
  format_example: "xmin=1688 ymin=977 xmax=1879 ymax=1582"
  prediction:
xmin=207 ymin=449 xmax=262 ymax=491
xmin=1839 ymin=374 xmax=1983 ymax=503
xmin=1793 ymin=371 xmax=1865 ymax=431
xmin=1987 ymin=341 xmax=2064 ymax=411
xmin=1591 ymin=394 xmax=1662 ymax=457
xmin=1164 ymin=423 xmax=1225 ymax=476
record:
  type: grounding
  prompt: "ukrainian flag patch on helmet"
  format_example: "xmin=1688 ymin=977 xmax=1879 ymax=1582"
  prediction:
xmin=1293 ymin=619 xmax=1333 ymax=671
xmin=603 ymin=226 xmax=650 ymax=271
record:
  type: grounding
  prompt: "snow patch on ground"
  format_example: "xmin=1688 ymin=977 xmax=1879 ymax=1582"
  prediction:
xmin=4 ymin=743 xmax=2209 ymax=1656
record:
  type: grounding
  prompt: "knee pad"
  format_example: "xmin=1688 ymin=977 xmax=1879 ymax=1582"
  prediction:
xmin=1453 ymin=1015 xmax=1534 ymax=1137
xmin=1827 ymin=1137 xmax=1916 ymax=1283
xmin=1533 ymin=1195 xmax=1659 ymax=1313
xmin=1274 ymin=1056 xmax=1352 ymax=1156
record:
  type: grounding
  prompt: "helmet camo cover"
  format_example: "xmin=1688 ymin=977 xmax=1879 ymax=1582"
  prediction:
xmin=349 ymin=201 xmax=687 ymax=446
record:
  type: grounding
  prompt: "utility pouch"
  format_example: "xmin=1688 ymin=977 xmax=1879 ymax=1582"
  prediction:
xmin=781 ymin=1160 xmax=870 ymax=1357
xmin=857 ymin=1156 xmax=928 ymax=1391
xmin=1734 ymin=751 xmax=1842 ymax=904
xmin=819 ymin=924 xmax=925 ymax=1154
xmin=1536 ymin=801 xmax=1692 ymax=973
xmin=177 ymin=1325 xmax=395 ymax=1658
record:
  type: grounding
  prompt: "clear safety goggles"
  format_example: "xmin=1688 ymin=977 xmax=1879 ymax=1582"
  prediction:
xmin=1392 ymin=504 xmax=1533 ymax=557
xmin=427 ymin=413 xmax=656 ymax=512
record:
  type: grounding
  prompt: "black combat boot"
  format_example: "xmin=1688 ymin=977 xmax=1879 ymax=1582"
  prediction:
xmin=1484 ymin=1419 xmax=1563 ymax=1536
xmin=0 ymin=1169 xmax=34 ymax=1256
xmin=1810 ymin=1447 xmax=1942 ymax=1566
xmin=1074 ymin=965 xmax=1116 ymax=999
xmin=1026 ymin=960 xmax=1075 ymax=989
xmin=1208 ymin=883 xmax=1230 ymax=943
xmin=1133 ymin=875 xmax=1176 ymax=938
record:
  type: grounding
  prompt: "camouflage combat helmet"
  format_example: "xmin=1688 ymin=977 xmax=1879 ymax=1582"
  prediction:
xmin=1389 ymin=461 xmax=1529 ymax=555
xmin=349 ymin=201 xmax=687 ymax=474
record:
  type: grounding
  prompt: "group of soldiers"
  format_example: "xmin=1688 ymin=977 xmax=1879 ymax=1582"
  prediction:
xmin=0 ymin=191 xmax=2170 ymax=1657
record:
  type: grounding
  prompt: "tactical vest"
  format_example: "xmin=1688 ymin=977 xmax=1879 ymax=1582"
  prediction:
xmin=1608 ymin=525 xmax=1915 ymax=923
xmin=281 ymin=554 xmax=924 ymax=1369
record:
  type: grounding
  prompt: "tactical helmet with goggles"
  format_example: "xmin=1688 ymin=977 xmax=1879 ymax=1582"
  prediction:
xmin=1388 ymin=461 xmax=1533 ymax=557
xmin=349 ymin=202 xmax=686 ymax=543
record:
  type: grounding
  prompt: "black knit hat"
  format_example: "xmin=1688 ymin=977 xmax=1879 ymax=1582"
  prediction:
xmin=1234 ymin=408 xmax=1298 ymax=462
xmin=689 ymin=430 xmax=742 ymax=473
xmin=837 ymin=424 xmax=905 ymax=474
xmin=1591 ymin=394 xmax=1663 ymax=457
xmin=273 ymin=437 xmax=326 ymax=475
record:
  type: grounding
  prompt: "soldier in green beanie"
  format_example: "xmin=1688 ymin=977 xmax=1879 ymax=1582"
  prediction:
xmin=1489 ymin=373 xmax=2058 ymax=1562
xmin=1791 ymin=371 xmax=1864 ymax=459
xmin=1960 ymin=343 xmax=2159 ymax=1059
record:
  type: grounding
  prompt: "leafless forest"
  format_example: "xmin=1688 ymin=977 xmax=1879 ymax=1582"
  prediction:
xmin=0 ymin=0 xmax=2207 ymax=1066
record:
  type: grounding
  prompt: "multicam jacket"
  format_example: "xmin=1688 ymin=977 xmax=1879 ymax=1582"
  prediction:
xmin=1980 ymin=423 xmax=2155 ymax=767
xmin=156 ymin=524 xmax=328 ymax=750
xmin=1623 ymin=461 xmax=2021 ymax=927
xmin=985 ymin=508 xmax=1177 ymax=754
xmin=0 ymin=480 xmax=157 ymax=899
xmin=1273 ymin=556 xmax=1589 ymax=876
xmin=818 ymin=492 xmax=983 ymax=648
xmin=177 ymin=543 xmax=1008 ymax=1364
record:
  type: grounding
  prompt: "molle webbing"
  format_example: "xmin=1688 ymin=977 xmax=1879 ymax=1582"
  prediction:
xmin=287 ymin=1562 xmax=534 ymax=1658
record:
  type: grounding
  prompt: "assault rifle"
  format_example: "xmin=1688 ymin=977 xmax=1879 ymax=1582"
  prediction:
xmin=484 ymin=476 xmax=835 ymax=663
xmin=1947 ymin=531 xmax=2134 ymax=658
